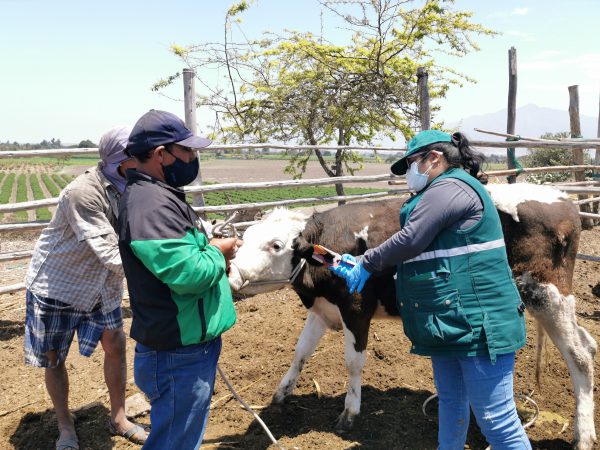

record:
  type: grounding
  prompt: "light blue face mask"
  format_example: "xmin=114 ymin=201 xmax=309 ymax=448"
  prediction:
xmin=406 ymin=156 xmax=432 ymax=192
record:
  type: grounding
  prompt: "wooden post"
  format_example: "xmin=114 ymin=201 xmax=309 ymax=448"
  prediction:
xmin=569 ymin=85 xmax=593 ymax=228
xmin=506 ymin=47 xmax=518 ymax=184
xmin=183 ymin=68 xmax=206 ymax=214
xmin=417 ymin=67 xmax=430 ymax=131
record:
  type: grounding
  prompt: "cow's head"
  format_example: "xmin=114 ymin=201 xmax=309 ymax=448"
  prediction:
xmin=228 ymin=208 xmax=310 ymax=295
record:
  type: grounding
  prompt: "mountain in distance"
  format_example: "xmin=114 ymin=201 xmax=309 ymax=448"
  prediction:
xmin=451 ymin=104 xmax=598 ymax=155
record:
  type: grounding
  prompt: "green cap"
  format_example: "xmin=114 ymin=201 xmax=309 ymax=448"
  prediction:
xmin=391 ymin=130 xmax=452 ymax=175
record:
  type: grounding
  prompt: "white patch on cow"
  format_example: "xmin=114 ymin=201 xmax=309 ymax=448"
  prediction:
xmin=312 ymin=297 xmax=342 ymax=330
xmin=520 ymin=273 xmax=597 ymax=448
xmin=229 ymin=207 xmax=308 ymax=294
xmin=353 ymin=225 xmax=369 ymax=244
xmin=273 ymin=311 xmax=328 ymax=403
xmin=485 ymin=183 xmax=568 ymax=222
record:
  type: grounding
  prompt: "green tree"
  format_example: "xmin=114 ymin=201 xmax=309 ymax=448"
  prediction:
xmin=78 ymin=139 xmax=96 ymax=148
xmin=524 ymin=132 xmax=573 ymax=184
xmin=157 ymin=0 xmax=495 ymax=198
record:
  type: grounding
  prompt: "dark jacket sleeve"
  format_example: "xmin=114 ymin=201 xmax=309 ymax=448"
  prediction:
xmin=362 ymin=178 xmax=483 ymax=273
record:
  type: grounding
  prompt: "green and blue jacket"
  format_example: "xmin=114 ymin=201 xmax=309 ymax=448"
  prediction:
xmin=118 ymin=170 xmax=236 ymax=351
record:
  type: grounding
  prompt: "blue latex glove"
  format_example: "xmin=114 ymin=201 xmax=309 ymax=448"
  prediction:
xmin=345 ymin=262 xmax=372 ymax=294
xmin=329 ymin=254 xmax=371 ymax=294
xmin=329 ymin=254 xmax=357 ymax=279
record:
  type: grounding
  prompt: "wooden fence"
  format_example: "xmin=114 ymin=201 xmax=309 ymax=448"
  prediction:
xmin=2 ymin=142 xmax=600 ymax=295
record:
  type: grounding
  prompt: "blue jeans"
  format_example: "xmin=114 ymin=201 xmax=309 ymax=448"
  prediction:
xmin=134 ymin=337 xmax=222 ymax=450
xmin=431 ymin=352 xmax=531 ymax=450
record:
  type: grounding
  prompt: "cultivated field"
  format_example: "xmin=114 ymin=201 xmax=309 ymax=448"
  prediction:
xmin=0 ymin=159 xmax=598 ymax=449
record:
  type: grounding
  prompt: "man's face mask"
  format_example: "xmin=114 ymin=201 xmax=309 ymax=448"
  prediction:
xmin=406 ymin=153 xmax=433 ymax=192
xmin=162 ymin=149 xmax=199 ymax=187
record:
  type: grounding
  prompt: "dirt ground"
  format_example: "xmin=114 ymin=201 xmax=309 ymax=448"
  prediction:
xmin=0 ymin=225 xmax=598 ymax=450
xmin=0 ymin=160 xmax=599 ymax=449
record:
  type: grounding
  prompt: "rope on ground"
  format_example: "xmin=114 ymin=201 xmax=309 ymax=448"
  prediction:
xmin=577 ymin=253 xmax=600 ymax=263
xmin=216 ymin=364 xmax=285 ymax=450
xmin=421 ymin=393 xmax=539 ymax=432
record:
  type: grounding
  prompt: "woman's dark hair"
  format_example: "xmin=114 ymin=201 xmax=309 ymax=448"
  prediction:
xmin=423 ymin=132 xmax=488 ymax=184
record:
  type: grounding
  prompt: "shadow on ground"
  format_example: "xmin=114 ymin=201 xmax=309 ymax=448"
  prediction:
xmin=9 ymin=404 xmax=115 ymax=450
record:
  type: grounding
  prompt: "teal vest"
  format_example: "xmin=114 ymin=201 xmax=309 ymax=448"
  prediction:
xmin=396 ymin=168 xmax=526 ymax=362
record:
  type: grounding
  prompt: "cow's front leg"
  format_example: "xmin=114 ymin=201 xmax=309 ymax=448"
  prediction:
xmin=336 ymin=319 xmax=369 ymax=431
xmin=273 ymin=310 xmax=328 ymax=403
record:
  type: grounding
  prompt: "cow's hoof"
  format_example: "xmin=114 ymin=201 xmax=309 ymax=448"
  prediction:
xmin=335 ymin=410 xmax=356 ymax=432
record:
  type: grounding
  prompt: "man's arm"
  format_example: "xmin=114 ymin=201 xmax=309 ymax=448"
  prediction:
xmin=63 ymin=188 xmax=123 ymax=275
xmin=127 ymin=205 xmax=228 ymax=296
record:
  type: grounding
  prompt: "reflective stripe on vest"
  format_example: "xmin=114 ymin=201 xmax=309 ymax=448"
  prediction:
xmin=403 ymin=238 xmax=506 ymax=264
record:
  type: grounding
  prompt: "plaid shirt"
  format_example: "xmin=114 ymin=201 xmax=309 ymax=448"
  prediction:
xmin=25 ymin=166 xmax=124 ymax=313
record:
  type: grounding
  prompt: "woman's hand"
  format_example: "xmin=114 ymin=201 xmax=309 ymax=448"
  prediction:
xmin=329 ymin=254 xmax=371 ymax=294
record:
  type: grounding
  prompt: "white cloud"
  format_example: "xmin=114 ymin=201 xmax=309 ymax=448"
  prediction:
xmin=506 ymin=30 xmax=536 ymax=41
xmin=511 ymin=8 xmax=529 ymax=15
xmin=521 ymin=53 xmax=600 ymax=75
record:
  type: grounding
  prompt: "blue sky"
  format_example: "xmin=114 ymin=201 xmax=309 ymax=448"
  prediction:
xmin=0 ymin=0 xmax=598 ymax=144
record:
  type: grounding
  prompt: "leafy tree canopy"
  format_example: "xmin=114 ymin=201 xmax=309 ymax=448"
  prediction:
xmin=524 ymin=131 xmax=576 ymax=184
xmin=156 ymin=0 xmax=495 ymax=184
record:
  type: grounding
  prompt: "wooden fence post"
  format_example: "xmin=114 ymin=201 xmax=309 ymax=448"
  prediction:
xmin=568 ymin=85 xmax=593 ymax=229
xmin=183 ymin=68 xmax=206 ymax=215
xmin=417 ymin=67 xmax=430 ymax=131
xmin=506 ymin=47 xmax=518 ymax=184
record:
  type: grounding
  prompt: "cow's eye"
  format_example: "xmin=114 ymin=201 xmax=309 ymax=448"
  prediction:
xmin=272 ymin=240 xmax=284 ymax=251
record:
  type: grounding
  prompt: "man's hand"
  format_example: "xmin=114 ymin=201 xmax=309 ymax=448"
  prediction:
xmin=210 ymin=237 xmax=243 ymax=263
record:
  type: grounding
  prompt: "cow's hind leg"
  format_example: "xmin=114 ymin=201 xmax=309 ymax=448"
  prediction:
xmin=273 ymin=310 xmax=328 ymax=404
xmin=520 ymin=274 xmax=597 ymax=450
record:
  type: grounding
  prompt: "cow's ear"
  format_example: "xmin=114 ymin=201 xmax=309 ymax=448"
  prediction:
xmin=292 ymin=236 xmax=321 ymax=266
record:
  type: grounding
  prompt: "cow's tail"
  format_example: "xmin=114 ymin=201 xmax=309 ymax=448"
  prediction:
xmin=535 ymin=320 xmax=547 ymax=386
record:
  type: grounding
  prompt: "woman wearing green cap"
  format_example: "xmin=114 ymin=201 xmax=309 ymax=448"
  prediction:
xmin=331 ymin=130 xmax=531 ymax=449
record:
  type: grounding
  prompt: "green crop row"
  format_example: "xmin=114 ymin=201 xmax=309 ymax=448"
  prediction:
xmin=0 ymin=173 xmax=15 ymax=203
xmin=187 ymin=185 xmax=383 ymax=220
xmin=29 ymin=174 xmax=52 ymax=221
xmin=41 ymin=174 xmax=61 ymax=197
xmin=13 ymin=174 xmax=29 ymax=221
xmin=51 ymin=174 xmax=69 ymax=189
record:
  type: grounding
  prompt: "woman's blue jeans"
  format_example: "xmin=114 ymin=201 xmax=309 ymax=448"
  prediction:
xmin=134 ymin=337 xmax=222 ymax=450
xmin=431 ymin=352 xmax=532 ymax=450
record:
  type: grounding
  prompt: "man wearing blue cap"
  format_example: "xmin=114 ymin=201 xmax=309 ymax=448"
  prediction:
xmin=331 ymin=130 xmax=531 ymax=449
xmin=118 ymin=110 xmax=240 ymax=449
xmin=24 ymin=127 xmax=145 ymax=450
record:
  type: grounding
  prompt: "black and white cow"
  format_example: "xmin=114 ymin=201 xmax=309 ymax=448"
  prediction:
xmin=228 ymin=183 xmax=597 ymax=450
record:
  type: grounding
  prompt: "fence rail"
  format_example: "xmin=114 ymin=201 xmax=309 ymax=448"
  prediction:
xmin=2 ymin=137 xmax=600 ymax=159
xmin=3 ymin=151 xmax=600 ymax=297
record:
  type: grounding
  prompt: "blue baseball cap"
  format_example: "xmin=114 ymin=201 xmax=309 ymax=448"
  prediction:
xmin=126 ymin=109 xmax=212 ymax=156
xmin=391 ymin=130 xmax=452 ymax=175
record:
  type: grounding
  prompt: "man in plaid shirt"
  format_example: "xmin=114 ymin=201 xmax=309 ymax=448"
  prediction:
xmin=24 ymin=127 xmax=146 ymax=450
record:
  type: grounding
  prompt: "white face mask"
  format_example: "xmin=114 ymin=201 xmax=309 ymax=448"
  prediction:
xmin=406 ymin=157 xmax=432 ymax=192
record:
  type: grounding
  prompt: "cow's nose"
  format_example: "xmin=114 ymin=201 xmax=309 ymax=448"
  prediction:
xmin=227 ymin=263 xmax=244 ymax=291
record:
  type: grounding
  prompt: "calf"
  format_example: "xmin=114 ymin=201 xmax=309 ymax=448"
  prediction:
xmin=228 ymin=183 xmax=596 ymax=450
